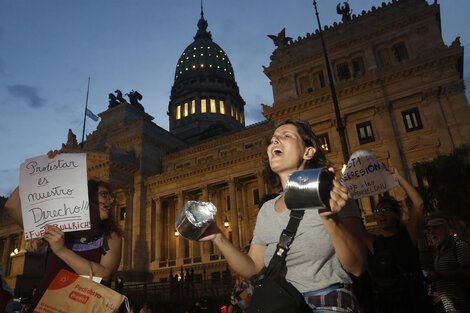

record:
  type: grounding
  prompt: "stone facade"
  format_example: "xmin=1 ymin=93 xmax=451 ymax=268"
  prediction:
xmin=1 ymin=0 xmax=469 ymax=294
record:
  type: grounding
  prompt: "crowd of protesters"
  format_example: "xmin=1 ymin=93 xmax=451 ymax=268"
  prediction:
xmin=1 ymin=119 xmax=469 ymax=313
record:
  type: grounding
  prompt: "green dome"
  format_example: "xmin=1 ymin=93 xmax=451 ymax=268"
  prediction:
xmin=174 ymin=10 xmax=235 ymax=84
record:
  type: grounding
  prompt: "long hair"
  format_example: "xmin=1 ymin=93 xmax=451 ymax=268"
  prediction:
xmin=67 ymin=180 xmax=123 ymax=242
xmin=263 ymin=119 xmax=331 ymax=190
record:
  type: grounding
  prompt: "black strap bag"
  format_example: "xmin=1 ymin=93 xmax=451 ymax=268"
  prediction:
xmin=246 ymin=210 xmax=311 ymax=313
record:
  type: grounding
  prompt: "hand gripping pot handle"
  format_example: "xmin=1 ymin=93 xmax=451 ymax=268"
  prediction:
xmin=175 ymin=201 xmax=217 ymax=240
xmin=284 ymin=168 xmax=334 ymax=210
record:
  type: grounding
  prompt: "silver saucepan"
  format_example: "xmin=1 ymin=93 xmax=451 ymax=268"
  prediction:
xmin=284 ymin=168 xmax=334 ymax=210
xmin=175 ymin=201 xmax=217 ymax=240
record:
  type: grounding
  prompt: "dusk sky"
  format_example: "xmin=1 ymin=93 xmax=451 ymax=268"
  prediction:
xmin=1 ymin=0 xmax=469 ymax=197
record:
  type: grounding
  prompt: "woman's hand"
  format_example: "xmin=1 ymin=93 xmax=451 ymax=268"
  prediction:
xmin=197 ymin=222 xmax=222 ymax=242
xmin=319 ymin=180 xmax=348 ymax=217
xmin=47 ymin=149 xmax=63 ymax=159
xmin=43 ymin=224 xmax=67 ymax=255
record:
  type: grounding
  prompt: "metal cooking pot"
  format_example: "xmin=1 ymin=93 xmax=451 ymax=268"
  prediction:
xmin=174 ymin=201 xmax=217 ymax=240
xmin=284 ymin=168 xmax=334 ymax=210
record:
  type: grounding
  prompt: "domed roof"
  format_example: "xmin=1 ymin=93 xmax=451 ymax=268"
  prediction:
xmin=174 ymin=9 xmax=235 ymax=84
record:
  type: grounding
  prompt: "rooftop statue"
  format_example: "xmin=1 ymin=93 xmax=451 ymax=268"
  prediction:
xmin=337 ymin=2 xmax=352 ymax=22
xmin=62 ymin=129 xmax=78 ymax=149
xmin=108 ymin=89 xmax=127 ymax=109
xmin=268 ymin=28 xmax=292 ymax=48
xmin=126 ymin=90 xmax=145 ymax=111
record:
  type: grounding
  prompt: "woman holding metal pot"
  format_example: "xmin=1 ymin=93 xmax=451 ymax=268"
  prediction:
xmin=199 ymin=120 xmax=366 ymax=312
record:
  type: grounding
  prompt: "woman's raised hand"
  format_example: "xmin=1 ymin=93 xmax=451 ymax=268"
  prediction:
xmin=43 ymin=224 xmax=66 ymax=255
xmin=197 ymin=222 xmax=222 ymax=242
xmin=47 ymin=149 xmax=63 ymax=159
xmin=319 ymin=180 xmax=349 ymax=217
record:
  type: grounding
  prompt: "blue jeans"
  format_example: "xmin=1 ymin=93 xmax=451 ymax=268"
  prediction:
xmin=303 ymin=284 xmax=351 ymax=313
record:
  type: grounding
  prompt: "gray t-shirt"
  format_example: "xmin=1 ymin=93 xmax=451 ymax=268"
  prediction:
xmin=252 ymin=195 xmax=360 ymax=293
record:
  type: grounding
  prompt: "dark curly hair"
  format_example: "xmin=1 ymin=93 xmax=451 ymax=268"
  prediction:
xmin=263 ymin=119 xmax=331 ymax=190
xmin=66 ymin=180 xmax=123 ymax=242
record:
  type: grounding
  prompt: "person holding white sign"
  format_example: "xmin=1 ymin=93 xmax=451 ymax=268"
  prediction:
xmin=5 ymin=154 xmax=123 ymax=313
xmin=197 ymin=120 xmax=366 ymax=312
xmin=362 ymin=168 xmax=435 ymax=313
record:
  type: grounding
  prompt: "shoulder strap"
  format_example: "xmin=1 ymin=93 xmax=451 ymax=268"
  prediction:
xmin=265 ymin=210 xmax=305 ymax=275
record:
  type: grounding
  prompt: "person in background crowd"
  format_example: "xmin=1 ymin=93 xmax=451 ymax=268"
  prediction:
xmin=197 ymin=120 xmax=366 ymax=312
xmin=4 ymin=151 xmax=123 ymax=313
xmin=139 ymin=301 xmax=151 ymax=313
xmin=362 ymin=167 xmax=435 ymax=313
xmin=20 ymin=286 xmax=36 ymax=313
xmin=426 ymin=217 xmax=470 ymax=313
xmin=187 ymin=300 xmax=202 ymax=313
xmin=227 ymin=296 xmax=243 ymax=313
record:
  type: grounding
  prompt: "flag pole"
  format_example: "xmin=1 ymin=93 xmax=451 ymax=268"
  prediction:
xmin=81 ymin=77 xmax=91 ymax=147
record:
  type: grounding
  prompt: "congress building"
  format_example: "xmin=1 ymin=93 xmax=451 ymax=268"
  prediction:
xmin=1 ymin=0 xmax=469 ymax=301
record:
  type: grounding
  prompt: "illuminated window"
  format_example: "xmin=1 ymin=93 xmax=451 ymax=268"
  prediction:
xmin=356 ymin=121 xmax=374 ymax=144
xmin=231 ymin=105 xmax=234 ymax=117
xmin=219 ymin=100 xmax=225 ymax=115
xmin=318 ymin=133 xmax=330 ymax=153
xmin=201 ymin=99 xmax=207 ymax=113
xmin=184 ymin=102 xmax=188 ymax=117
xmin=240 ymin=112 xmax=244 ymax=124
xmin=176 ymin=105 xmax=181 ymax=120
xmin=191 ymin=99 xmax=196 ymax=114
xmin=402 ymin=107 xmax=423 ymax=132
xmin=235 ymin=110 xmax=239 ymax=121
xmin=210 ymin=99 xmax=216 ymax=113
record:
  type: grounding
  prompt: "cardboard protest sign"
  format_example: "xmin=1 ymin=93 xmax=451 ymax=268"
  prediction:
xmin=35 ymin=269 xmax=125 ymax=313
xmin=340 ymin=150 xmax=398 ymax=199
xmin=19 ymin=153 xmax=90 ymax=240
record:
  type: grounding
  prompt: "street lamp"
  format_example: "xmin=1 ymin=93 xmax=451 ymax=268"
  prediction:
xmin=312 ymin=0 xmax=350 ymax=165
xmin=174 ymin=231 xmax=180 ymax=237
xmin=223 ymin=217 xmax=230 ymax=228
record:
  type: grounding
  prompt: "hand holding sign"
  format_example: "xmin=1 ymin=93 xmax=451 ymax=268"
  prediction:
xmin=340 ymin=150 xmax=398 ymax=199
xmin=19 ymin=153 xmax=90 ymax=240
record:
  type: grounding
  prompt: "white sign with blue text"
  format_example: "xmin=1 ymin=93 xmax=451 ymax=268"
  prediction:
xmin=340 ymin=150 xmax=398 ymax=199
xmin=19 ymin=153 xmax=90 ymax=240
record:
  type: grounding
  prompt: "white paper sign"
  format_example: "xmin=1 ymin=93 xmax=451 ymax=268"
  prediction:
xmin=340 ymin=150 xmax=399 ymax=199
xmin=19 ymin=153 xmax=90 ymax=240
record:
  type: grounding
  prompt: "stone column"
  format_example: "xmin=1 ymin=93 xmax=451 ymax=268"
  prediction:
xmin=2 ymin=236 xmax=12 ymax=275
xmin=228 ymin=178 xmax=240 ymax=248
xmin=19 ymin=233 xmax=26 ymax=253
xmin=257 ymin=171 xmax=266 ymax=200
xmin=155 ymin=197 xmax=163 ymax=261
xmin=176 ymin=191 xmax=185 ymax=260
xmin=146 ymin=196 xmax=153 ymax=265
xmin=201 ymin=185 xmax=212 ymax=258
xmin=123 ymin=189 xmax=133 ymax=271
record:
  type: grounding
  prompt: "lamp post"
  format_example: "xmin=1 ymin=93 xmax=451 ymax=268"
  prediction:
xmin=312 ymin=0 xmax=350 ymax=165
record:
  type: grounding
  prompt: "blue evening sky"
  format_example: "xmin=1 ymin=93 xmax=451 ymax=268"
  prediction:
xmin=1 ymin=0 xmax=469 ymax=197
